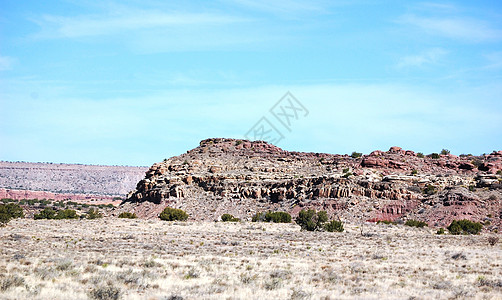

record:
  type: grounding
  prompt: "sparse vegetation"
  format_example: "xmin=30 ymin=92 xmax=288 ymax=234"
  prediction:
xmin=324 ymin=220 xmax=344 ymax=232
xmin=440 ymin=149 xmax=450 ymax=155
xmin=436 ymin=228 xmax=445 ymax=235
xmin=252 ymin=211 xmax=291 ymax=223
xmin=118 ymin=212 xmax=137 ymax=219
xmin=86 ymin=208 xmax=103 ymax=219
xmin=159 ymin=207 xmax=188 ymax=221
xmin=377 ymin=220 xmax=396 ymax=225
xmin=423 ymin=184 xmax=437 ymax=195
xmin=34 ymin=208 xmax=79 ymax=220
xmin=488 ymin=236 xmax=499 ymax=246
xmin=221 ymin=214 xmax=240 ymax=222
xmin=295 ymin=209 xmax=334 ymax=231
xmin=430 ymin=153 xmax=440 ymax=159
xmin=447 ymin=219 xmax=483 ymax=235
xmin=404 ymin=219 xmax=428 ymax=228
xmin=351 ymin=151 xmax=362 ymax=158
xmin=0 ymin=203 xmax=24 ymax=226
xmin=416 ymin=152 xmax=424 ymax=158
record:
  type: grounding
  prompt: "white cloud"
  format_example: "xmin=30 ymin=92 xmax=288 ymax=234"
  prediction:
xmin=32 ymin=9 xmax=249 ymax=39
xmin=484 ymin=52 xmax=502 ymax=69
xmin=399 ymin=14 xmax=502 ymax=42
xmin=0 ymin=55 xmax=15 ymax=71
xmin=397 ymin=48 xmax=448 ymax=69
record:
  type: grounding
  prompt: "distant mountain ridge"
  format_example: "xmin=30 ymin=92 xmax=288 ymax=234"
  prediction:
xmin=0 ymin=161 xmax=148 ymax=197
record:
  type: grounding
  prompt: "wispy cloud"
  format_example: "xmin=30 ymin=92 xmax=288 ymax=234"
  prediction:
xmin=399 ymin=14 xmax=502 ymax=42
xmin=0 ymin=55 xmax=15 ymax=71
xmin=484 ymin=51 xmax=502 ymax=69
xmin=32 ymin=9 xmax=248 ymax=39
xmin=225 ymin=0 xmax=331 ymax=15
xmin=397 ymin=48 xmax=448 ymax=69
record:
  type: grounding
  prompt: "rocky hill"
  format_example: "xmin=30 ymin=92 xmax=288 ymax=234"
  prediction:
xmin=122 ymin=138 xmax=502 ymax=229
xmin=0 ymin=161 xmax=148 ymax=200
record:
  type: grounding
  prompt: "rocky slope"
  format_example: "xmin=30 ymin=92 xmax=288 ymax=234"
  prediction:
xmin=123 ymin=138 xmax=502 ymax=229
xmin=0 ymin=161 xmax=148 ymax=198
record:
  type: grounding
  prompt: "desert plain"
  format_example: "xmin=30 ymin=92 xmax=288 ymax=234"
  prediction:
xmin=1 ymin=218 xmax=501 ymax=300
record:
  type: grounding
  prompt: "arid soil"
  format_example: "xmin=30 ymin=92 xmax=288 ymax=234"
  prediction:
xmin=0 ymin=161 xmax=147 ymax=198
xmin=1 ymin=218 xmax=501 ymax=300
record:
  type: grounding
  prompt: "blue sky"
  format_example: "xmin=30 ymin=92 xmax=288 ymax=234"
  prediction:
xmin=1 ymin=0 xmax=501 ymax=166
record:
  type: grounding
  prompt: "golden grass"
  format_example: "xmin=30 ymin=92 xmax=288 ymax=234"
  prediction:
xmin=1 ymin=219 xmax=501 ymax=299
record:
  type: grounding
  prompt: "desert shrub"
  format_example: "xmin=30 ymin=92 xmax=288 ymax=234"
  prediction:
xmin=324 ymin=220 xmax=344 ymax=232
xmin=487 ymin=236 xmax=499 ymax=246
xmin=88 ymin=285 xmax=121 ymax=300
xmin=411 ymin=169 xmax=418 ymax=175
xmin=417 ymin=152 xmax=424 ymax=158
xmin=295 ymin=209 xmax=329 ymax=231
xmin=377 ymin=220 xmax=396 ymax=225
xmin=0 ymin=203 xmax=24 ymax=225
xmin=440 ymin=149 xmax=450 ymax=155
xmin=86 ymin=208 xmax=103 ymax=219
xmin=351 ymin=151 xmax=362 ymax=158
xmin=423 ymin=184 xmax=437 ymax=195
xmin=159 ymin=207 xmax=188 ymax=221
xmin=447 ymin=219 xmax=483 ymax=235
xmin=436 ymin=228 xmax=445 ymax=235
xmin=430 ymin=153 xmax=440 ymax=159
xmin=265 ymin=211 xmax=291 ymax=223
xmin=251 ymin=212 xmax=264 ymax=222
xmin=221 ymin=214 xmax=240 ymax=222
xmin=405 ymin=219 xmax=428 ymax=228
xmin=34 ymin=208 xmax=57 ymax=219
xmin=118 ymin=212 xmax=137 ymax=219
xmin=468 ymin=185 xmax=476 ymax=192
xmin=0 ymin=275 xmax=25 ymax=291
xmin=55 ymin=209 xmax=79 ymax=219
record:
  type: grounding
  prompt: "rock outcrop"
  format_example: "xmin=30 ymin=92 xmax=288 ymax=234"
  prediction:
xmin=123 ymin=138 xmax=502 ymax=229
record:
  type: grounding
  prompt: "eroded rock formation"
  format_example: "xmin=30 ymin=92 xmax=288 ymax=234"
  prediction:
xmin=123 ymin=138 xmax=502 ymax=229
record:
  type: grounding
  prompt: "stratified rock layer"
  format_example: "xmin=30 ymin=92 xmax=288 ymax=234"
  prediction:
xmin=123 ymin=138 xmax=502 ymax=229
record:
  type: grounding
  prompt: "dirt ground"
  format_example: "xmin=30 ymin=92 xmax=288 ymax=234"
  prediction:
xmin=1 ymin=219 xmax=501 ymax=300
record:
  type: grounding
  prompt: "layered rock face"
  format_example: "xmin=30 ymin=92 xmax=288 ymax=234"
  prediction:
xmin=124 ymin=138 xmax=502 ymax=229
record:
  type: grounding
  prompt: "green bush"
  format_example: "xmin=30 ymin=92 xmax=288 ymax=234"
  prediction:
xmin=417 ymin=152 xmax=424 ymax=158
xmin=159 ymin=207 xmax=188 ymax=221
xmin=251 ymin=212 xmax=264 ymax=222
xmin=252 ymin=211 xmax=292 ymax=223
xmin=55 ymin=209 xmax=79 ymax=219
xmin=295 ymin=209 xmax=328 ymax=231
xmin=265 ymin=211 xmax=291 ymax=223
xmin=86 ymin=208 xmax=103 ymax=219
xmin=0 ymin=203 xmax=24 ymax=225
xmin=377 ymin=220 xmax=396 ymax=225
xmin=440 ymin=149 xmax=450 ymax=155
xmin=118 ymin=212 xmax=137 ymax=219
xmin=436 ymin=228 xmax=445 ymax=235
xmin=447 ymin=219 xmax=483 ymax=235
xmin=34 ymin=208 xmax=57 ymax=220
xmin=221 ymin=214 xmax=240 ymax=222
xmin=324 ymin=220 xmax=344 ymax=232
xmin=405 ymin=219 xmax=428 ymax=228
xmin=423 ymin=184 xmax=437 ymax=195
xmin=430 ymin=153 xmax=440 ymax=159
xmin=351 ymin=152 xmax=362 ymax=158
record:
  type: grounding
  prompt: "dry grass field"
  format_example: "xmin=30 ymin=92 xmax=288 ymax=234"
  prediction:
xmin=1 ymin=219 xmax=501 ymax=300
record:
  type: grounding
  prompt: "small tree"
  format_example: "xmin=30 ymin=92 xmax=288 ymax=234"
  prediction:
xmin=159 ymin=207 xmax=188 ymax=221
xmin=351 ymin=152 xmax=362 ymax=158
xmin=430 ymin=153 xmax=440 ymax=159
xmin=55 ymin=209 xmax=79 ymax=219
xmin=0 ymin=203 xmax=24 ymax=226
xmin=447 ymin=219 xmax=483 ymax=235
xmin=440 ymin=149 xmax=450 ymax=155
xmin=34 ymin=208 xmax=57 ymax=220
xmin=296 ymin=209 xmax=329 ymax=231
